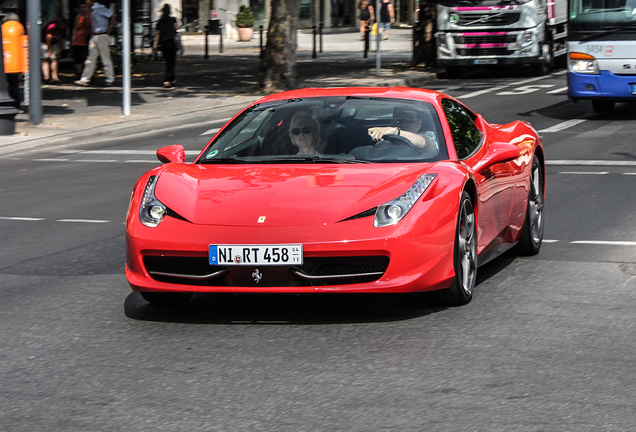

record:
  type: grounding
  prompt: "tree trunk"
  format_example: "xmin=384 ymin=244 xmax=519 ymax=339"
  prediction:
xmin=412 ymin=1 xmax=437 ymax=67
xmin=258 ymin=0 xmax=300 ymax=92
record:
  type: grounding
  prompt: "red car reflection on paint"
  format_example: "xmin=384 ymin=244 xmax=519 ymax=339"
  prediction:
xmin=125 ymin=87 xmax=545 ymax=307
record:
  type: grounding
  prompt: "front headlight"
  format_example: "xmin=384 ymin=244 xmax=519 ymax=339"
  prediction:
xmin=521 ymin=30 xmax=533 ymax=48
xmin=140 ymin=175 xmax=167 ymax=227
xmin=569 ymin=52 xmax=599 ymax=74
xmin=374 ymin=174 xmax=437 ymax=227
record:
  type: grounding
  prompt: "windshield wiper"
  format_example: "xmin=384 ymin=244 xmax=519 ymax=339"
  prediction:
xmin=260 ymin=156 xmax=372 ymax=164
xmin=198 ymin=156 xmax=248 ymax=164
xmin=581 ymin=24 xmax=636 ymax=40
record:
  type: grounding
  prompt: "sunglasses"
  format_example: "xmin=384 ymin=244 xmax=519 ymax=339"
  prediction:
xmin=394 ymin=117 xmax=419 ymax=125
xmin=291 ymin=126 xmax=313 ymax=135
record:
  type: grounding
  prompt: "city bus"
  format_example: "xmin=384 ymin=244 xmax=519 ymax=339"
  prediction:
xmin=568 ymin=0 xmax=636 ymax=112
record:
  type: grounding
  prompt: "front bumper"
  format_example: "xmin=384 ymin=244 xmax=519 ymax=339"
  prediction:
xmin=125 ymin=216 xmax=456 ymax=294
xmin=568 ymin=71 xmax=636 ymax=101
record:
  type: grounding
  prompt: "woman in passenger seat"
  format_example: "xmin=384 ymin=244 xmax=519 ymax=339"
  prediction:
xmin=289 ymin=111 xmax=323 ymax=155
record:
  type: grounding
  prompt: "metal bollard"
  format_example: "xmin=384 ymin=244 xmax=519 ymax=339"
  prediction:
xmin=312 ymin=25 xmax=317 ymax=58
xmin=319 ymin=22 xmax=323 ymax=53
xmin=219 ymin=25 xmax=223 ymax=53
xmin=204 ymin=25 xmax=209 ymax=59
xmin=364 ymin=25 xmax=370 ymax=58
xmin=259 ymin=25 xmax=264 ymax=58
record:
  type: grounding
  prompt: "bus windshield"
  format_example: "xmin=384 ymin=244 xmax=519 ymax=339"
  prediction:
xmin=570 ymin=0 xmax=636 ymax=37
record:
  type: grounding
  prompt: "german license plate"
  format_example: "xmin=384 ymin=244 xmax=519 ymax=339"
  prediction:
xmin=209 ymin=244 xmax=303 ymax=265
xmin=474 ymin=58 xmax=497 ymax=65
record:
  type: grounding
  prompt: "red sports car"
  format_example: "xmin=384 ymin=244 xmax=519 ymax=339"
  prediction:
xmin=125 ymin=87 xmax=545 ymax=307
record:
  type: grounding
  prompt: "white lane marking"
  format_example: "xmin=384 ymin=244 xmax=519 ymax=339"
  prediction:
xmin=497 ymin=84 xmax=554 ymax=96
xmin=547 ymin=86 xmax=568 ymax=94
xmin=558 ymin=171 xmax=609 ymax=175
xmin=0 ymin=216 xmax=45 ymax=221
xmin=33 ymin=158 xmax=70 ymax=162
xmin=125 ymin=160 xmax=161 ymax=163
xmin=624 ymin=173 xmax=636 ymax=176
xmin=459 ymin=76 xmax=558 ymax=99
xmin=1 ymin=217 xmax=634 ymax=246
xmin=579 ymin=125 xmax=623 ymax=138
xmin=546 ymin=160 xmax=636 ymax=166
xmin=201 ymin=128 xmax=221 ymax=136
xmin=538 ymin=119 xmax=587 ymax=133
xmin=459 ymin=86 xmax=507 ymax=99
xmin=75 ymin=159 xmax=118 ymax=163
xmin=56 ymin=219 xmax=110 ymax=223
xmin=572 ymin=241 xmax=636 ymax=246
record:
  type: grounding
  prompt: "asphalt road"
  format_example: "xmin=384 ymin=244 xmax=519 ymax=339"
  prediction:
xmin=1 ymin=68 xmax=635 ymax=431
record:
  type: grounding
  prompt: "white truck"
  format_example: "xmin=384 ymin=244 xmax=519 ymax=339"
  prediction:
xmin=435 ymin=0 xmax=568 ymax=75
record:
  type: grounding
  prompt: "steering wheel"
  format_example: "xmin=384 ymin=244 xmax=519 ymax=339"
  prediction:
xmin=383 ymin=133 xmax=420 ymax=151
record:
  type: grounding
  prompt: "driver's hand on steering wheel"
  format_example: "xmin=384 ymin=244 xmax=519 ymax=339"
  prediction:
xmin=369 ymin=127 xmax=399 ymax=141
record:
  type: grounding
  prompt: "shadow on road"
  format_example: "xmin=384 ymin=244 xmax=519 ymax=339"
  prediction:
xmin=124 ymin=291 xmax=447 ymax=324
xmin=123 ymin=254 xmax=518 ymax=325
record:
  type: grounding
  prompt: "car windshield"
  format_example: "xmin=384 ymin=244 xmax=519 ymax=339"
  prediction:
xmin=197 ymin=97 xmax=448 ymax=164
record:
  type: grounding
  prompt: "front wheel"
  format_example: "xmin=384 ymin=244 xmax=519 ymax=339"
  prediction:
xmin=514 ymin=155 xmax=544 ymax=255
xmin=592 ymin=100 xmax=614 ymax=114
xmin=438 ymin=191 xmax=477 ymax=306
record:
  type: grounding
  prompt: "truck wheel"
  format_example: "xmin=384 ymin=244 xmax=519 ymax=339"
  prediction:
xmin=442 ymin=67 xmax=463 ymax=79
xmin=592 ymin=100 xmax=614 ymax=114
xmin=532 ymin=43 xmax=552 ymax=76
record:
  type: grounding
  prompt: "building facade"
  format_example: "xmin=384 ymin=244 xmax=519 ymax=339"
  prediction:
xmin=0 ymin=0 xmax=416 ymax=38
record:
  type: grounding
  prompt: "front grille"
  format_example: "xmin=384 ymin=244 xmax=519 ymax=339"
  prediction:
xmin=143 ymin=256 xmax=390 ymax=287
xmin=456 ymin=47 xmax=512 ymax=56
xmin=453 ymin=34 xmax=515 ymax=45
xmin=457 ymin=12 xmax=520 ymax=26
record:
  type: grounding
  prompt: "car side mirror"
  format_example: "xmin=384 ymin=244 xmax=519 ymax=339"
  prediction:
xmin=156 ymin=145 xmax=186 ymax=164
xmin=473 ymin=142 xmax=520 ymax=173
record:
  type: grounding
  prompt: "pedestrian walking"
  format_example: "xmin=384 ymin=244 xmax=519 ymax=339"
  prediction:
xmin=72 ymin=1 xmax=92 ymax=80
xmin=75 ymin=0 xmax=116 ymax=87
xmin=153 ymin=4 xmax=179 ymax=89
xmin=358 ymin=0 xmax=375 ymax=40
xmin=41 ymin=19 xmax=67 ymax=83
xmin=379 ymin=0 xmax=395 ymax=40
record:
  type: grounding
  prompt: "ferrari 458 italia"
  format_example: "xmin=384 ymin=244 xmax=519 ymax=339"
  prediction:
xmin=125 ymin=87 xmax=545 ymax=307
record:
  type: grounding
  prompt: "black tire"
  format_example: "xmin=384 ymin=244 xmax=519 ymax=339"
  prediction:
xmin=592 ymin=100 xmax=614 ymax=114
xmin=515 ymin=155 xmax=544 ymax=256
xmin=140 ymin=291 xmax=193 ymax=306
xmin=442 ymin=67 xmax=463 ymax=79
xmin=532 ymin=40 xmax=553 ymax=76
xmin=438 ymin=191 xmax=477 ymax=306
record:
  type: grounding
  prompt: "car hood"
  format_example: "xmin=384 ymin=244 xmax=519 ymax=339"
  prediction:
xmin=154 ymin=163 xmax=435 ymax=226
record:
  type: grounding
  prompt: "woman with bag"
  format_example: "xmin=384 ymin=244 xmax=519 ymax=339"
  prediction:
xmin=358 ymin=0 xmax=374 ymax=40
xmin=153 ymin=3 xmax=179 ymax=88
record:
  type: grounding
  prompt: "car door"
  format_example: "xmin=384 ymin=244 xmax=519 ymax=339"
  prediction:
xmin=441 ymin=98 xmax=516 ymax=255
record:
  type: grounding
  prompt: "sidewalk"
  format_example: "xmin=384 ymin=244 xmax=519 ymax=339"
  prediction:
xmin=0 ymin=28 xmax=438 ymax=155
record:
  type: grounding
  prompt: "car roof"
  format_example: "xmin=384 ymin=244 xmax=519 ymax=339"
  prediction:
xmin=254 ymin=87 xmax=443 ymax=106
